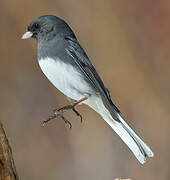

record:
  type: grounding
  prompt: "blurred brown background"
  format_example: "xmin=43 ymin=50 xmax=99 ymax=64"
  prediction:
xmin=0 ymin=0 xmax=169 ymax=179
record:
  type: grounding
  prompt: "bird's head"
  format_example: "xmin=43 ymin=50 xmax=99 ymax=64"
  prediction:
xmin=22 ymin=15 xmax=69 ymax=41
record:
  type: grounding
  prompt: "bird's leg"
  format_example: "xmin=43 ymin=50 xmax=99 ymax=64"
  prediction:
xmin=54 ymin=97 xmax=87 ymax=122
xmin=42 ymin=97 xmax=87 ymax=127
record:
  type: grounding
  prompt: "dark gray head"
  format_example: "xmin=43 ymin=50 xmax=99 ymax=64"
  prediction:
xmin=22 ymin=15 xmax=72 ymax=41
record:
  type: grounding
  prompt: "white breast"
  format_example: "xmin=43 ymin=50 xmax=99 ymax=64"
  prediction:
xmin=38 ymin=57 xmax=92 ymax=100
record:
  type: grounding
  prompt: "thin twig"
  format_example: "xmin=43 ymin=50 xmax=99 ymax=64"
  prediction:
xmin=115 ymin=178 xmax=131 ymax=180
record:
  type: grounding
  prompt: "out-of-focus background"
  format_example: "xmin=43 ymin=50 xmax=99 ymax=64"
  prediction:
xmin=0 ymin=0 xmax=169 ymax=179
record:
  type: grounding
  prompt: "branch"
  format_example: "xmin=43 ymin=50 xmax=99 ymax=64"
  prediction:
xmin=0 ymin=121 xmax=19 ymax=180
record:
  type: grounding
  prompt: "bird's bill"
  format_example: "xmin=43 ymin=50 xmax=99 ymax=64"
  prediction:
xmin=21 ymin=31 xmax=33 ymax=39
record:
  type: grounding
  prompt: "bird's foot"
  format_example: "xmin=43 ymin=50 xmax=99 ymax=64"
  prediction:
xmin=41 ymin=103 xmax=83 ymax=128
xmin=54 ymin=104 xmax=83 ymax=123
xmin=41 ymin=109 xmax=72 ymax=128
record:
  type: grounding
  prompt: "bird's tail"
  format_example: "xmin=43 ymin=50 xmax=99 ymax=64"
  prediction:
xmin=96 ymin=99 xmax=154 ymax=164
xmin=106 ymin=114 xmax=154 ymax=164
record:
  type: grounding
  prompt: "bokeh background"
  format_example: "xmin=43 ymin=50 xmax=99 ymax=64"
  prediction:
xmin=0 ymin=0 xmax=169 ymax=179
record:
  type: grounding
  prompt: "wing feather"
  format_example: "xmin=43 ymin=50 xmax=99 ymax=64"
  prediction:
xmin=65 ymin=35 xmax=120 ymax=121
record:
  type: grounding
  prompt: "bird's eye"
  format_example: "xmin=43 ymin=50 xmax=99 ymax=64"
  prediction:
xmin=33 ymin=23 xmax=40 ymax=29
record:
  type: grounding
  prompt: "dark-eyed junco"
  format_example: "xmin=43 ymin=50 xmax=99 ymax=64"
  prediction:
xmin=22 ymin=15 xmax=154 ymax=164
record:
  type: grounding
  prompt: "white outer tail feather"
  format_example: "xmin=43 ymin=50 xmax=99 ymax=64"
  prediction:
xmin=117 ymin=114 xmax=154 ymax=159
xmin=106 ymin=120 xmax=146 ymax=164
xmin=85 ymin=96 xmax=154 ymax=164
xmin=105 ymin=115 xmax=154 ymax=164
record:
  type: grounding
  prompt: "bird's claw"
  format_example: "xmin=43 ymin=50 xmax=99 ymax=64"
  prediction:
xmin=41 ymin=110 xmax=72 ymax=128
xmin=59 ymin=114 xmax=72 ymax=128
xmin=72 ymin=107 xmax=83 ymax=123
xmin=41 ymin=114 xmax=57 ymax=127
xmin=53 ymin=104 xmax=83 ymax=123
xmin=42 ymin=103 xmax=82 ymax=128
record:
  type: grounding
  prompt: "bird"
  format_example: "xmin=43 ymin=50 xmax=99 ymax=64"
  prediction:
xmin=22 ymin=15 xmax=154 ymax=164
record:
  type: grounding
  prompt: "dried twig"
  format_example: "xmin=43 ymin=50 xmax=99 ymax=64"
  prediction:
xmin=0 ymin=121 xmax=19 ymax=180
xmin=115 ymin=178 xmax=131 ymax=180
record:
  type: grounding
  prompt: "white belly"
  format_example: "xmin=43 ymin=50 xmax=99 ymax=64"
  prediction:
xmin=38 ymin=57 xmax=92 ymax=100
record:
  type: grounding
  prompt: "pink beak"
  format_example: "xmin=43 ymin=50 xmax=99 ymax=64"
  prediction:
xmin=21 ymin=31 xmax=33 ymax=39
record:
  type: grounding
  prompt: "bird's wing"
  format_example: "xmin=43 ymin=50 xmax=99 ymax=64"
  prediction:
xmin=65 ymin=35 xmax=121 ymax=121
